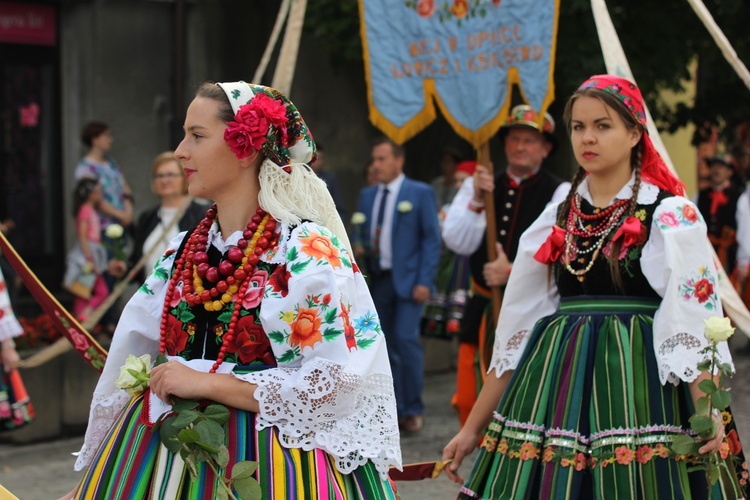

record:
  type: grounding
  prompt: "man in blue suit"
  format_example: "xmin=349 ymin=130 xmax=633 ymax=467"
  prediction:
xmin=353 ymin=137 xmax=441 ymax=433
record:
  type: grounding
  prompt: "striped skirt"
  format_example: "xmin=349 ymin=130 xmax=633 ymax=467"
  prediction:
xmin=460 ymin=297 xmax=748 ymax=500
xmin=75 ymin=394 xmax=398 ymax=499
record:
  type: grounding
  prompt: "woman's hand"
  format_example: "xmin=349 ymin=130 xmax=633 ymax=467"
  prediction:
xmin=442 ymin=428 xmax=480 ymax=484
xmin=57 ymin=487 xmax=76 ymax=500
xmin=1 ymin=342 xmax=20 ymax=372
xmin=149 ymin=360 xmax=210 ymax=403
xmin=698 ymin=410 xmax=726 ymax=455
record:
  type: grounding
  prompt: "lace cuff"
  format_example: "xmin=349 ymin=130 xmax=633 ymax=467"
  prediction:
xmin=488 ymin=329 xmax=529 ymax=378
xmin=235 ymin=358 xmax=401 ymax=478
xmin=74 ymin=390 xmax=131 ymax=471
xmin=656 ymin=331 xmax=735 ymax=385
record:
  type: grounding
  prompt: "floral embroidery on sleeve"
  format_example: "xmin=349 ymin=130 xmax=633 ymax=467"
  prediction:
xmin=656 ymin=204 xmax=702 ymax=230
xmin=296 ymin=226 xmax=352 ymax=270
xmin=267 ymin=293 xmax=343 ymax=362
xmin=678 ymin=265 xmax=719 ymax=310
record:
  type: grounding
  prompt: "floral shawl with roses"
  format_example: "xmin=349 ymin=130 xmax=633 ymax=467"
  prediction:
xmin=488 ymin=177 xmax=734 ymax=387
xmin=75 ymin=221 xmax=401 ymax=478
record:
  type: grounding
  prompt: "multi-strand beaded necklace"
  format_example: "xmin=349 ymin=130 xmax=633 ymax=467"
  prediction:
xmin=562 ymin=194 xmax=629 ymax=281
xmin=160 ymin=204 xmax=277 ymax=373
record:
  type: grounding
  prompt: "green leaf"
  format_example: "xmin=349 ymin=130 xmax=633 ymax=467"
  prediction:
xmin=278 ymin=349 xmax=297 ymax=363
xmin=696 ymin=360 xmax=711 ymax=372
xmin=184 ymin=454 xmax=199 ymax=481
xmin=324 ymin=308 xmax=338 ymax=324
xmin=694 ymin=397 xmax=709 ymax=417
xmin=177 ymin=428 xmax=201 ymax=444
xmin=216 ymin=445 xmax=230 ymax=469
xmin=671 ymin=434 xmax=700 ymax=455
xmin=217 ymin=309 xmax=233 ymax=324
xmin=172 ymin=410 xmax=201 ymax=429
xmin=709 ymin=464 xmax=721 ymax=485
xmin=172 ymin=399 xmax=199 ymax=412
xmin=159 ymin=417 xmax=183 ymax=454
xmin=204 ymin=404 xmax=231 ymax=426
xmin=231 ymin=460 xmax=259 ymax=480
xmin=196 ymin=419 xmax=225 ymax=449
xmin=138 ymin=283 xmax=155 ymax=295
xmin=155 ymin=353 xmax=169 ymax=366
xmin=233 ymin=477 xmax=262 ymax=500
xmin=323 ymin=327 xmax=343 ymax=340
xmin=216 ymin=487 xmax=229 ymax=500
xmin=154 ymin=267 xmax=169 ymax=281
xmin=713 ymin=390 xmax=731 ymax=410
xmin=691 ymin=415 xmax=714 ymax=434
xmin=267 ymin=331 xmax=285 ymax=343
xmin=357 ymin=337 xmax=376 ymax=349
xmin=290 ymin=259 xmax=311 ymax=274
xmin=698 ymin=379 xmax=718 ymax=395
xmin=287 ymin=246 xmax=299 ymax=262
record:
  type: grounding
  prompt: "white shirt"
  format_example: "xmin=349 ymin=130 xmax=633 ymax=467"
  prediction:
xmin=142 ymin=206 xmax=181 ymax=275
xmin=370 ymin=173 xmax=405 ymax=271
xmin=488 ymin=178 xmax=733 ymax=386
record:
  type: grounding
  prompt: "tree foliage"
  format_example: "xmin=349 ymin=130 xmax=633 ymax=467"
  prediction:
xmin=305 ymin=0 xmax=750 ymax=139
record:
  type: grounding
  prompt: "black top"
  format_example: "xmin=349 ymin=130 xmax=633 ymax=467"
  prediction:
xmin=553 ymin=191 xmax=672 ymax=298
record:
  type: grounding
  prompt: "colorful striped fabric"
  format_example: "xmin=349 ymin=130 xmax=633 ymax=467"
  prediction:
xmin=460 ymin=297 xmax=748 ymax=499
xmin=75 ymin=395 xmax=399 ymax=499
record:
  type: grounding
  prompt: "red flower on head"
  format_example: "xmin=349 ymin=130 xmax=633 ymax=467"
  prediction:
xmin=693 ymin=278 xmax=715 ymax=303
xmin=224 ymin=93 xmax=289 ymax=159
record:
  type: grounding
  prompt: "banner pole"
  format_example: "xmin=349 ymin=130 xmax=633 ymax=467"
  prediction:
xmin=477 ymin=141 xmax=502 ymax=322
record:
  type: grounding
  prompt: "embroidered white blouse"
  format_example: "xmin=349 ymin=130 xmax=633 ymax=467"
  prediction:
xmin=488 ymin=178 xmax=734 ymax=386
xmin=75 ymin=221 xmax=401 ymax=477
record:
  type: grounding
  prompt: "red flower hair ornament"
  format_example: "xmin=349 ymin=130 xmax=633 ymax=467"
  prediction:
xmin=224 ymin=93 xmax=289 ymax=159
xmin=534 ymin=225 xmax=566 ymax=264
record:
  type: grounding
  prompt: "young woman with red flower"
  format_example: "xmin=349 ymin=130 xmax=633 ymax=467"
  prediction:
xmin=442 ymin=75 xmax=748 ymax=498
xmin=66 ymin=82 xmax=400 ymax=499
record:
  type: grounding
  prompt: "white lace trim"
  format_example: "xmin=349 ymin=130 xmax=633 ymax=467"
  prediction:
xmin=577 ymin=176 xmax=660 ymax=206
xmin=236 ymin=358 xmax=401 ymax=478
xmin=656 ymin=331 xmax=734 ymax=385
xmin=74 ymin=389 xmax=131 ymax=471
xmin=488 ymin=329 xmax=529 ymax=378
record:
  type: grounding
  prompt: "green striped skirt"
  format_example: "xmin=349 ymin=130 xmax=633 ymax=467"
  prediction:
xmin=75 ymin=378 xmax=398 ymax=499
xmin=460 ymin=297 xmax=748 ymax=500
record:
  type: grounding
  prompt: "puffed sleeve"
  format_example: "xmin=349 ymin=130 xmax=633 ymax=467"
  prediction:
xmin=74 ymin=233 xmax=184 ymax=471
xmin=488 ymin=202 xmax=561 ymax=378
xmin=442 ymin=177 xmax=487 ymax=256
xmin=0 ymin=267 xmax=23 ymax=342
xmin=239 ymin=222 xmax=401 ymax=478
xmin=641 ymin=196 xmax=734 ymax=385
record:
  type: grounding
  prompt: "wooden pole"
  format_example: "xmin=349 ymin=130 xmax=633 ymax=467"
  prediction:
xmin=477 ymin=142 xmax=502 ymax=322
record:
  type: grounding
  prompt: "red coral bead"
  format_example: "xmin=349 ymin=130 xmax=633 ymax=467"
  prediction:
xmin=219 ymin=260 xmax=235 ymax=277
xmin=193 ymin=252 xmax=209 ymax=264
xmin=196 ymin=262 xmax=210 ymax=278
xmin=251 ymin=214 xmax=262 ymax=224
xmin=200 ymin=290 xmax=211 ymax=302
xmin=206 ymin=267 xmax=219 ymax=283
xmin=226 ymin=276 xmax=236 ymax=285
xmin=237 ymin=239 xmax=248 ymax=249
xmin=234 ymin=269 xmax=247 ymax=281
xmin=227 ymin=247 xmax=244 ymax=263
xmin=243 ymin=229 xmax=254 ymax=240
xmin=216 ymin=281 xmax=228 ymax=293
xmin=247 ymin=255 xmax=260 ymax=266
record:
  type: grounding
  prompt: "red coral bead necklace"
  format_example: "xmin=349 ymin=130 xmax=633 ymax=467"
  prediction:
xmin=160 ymin=204 xmax=276 ymax=373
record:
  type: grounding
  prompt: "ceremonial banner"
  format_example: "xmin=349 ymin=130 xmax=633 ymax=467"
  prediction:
xmin=358 ymin=0 xmax=560 ymax=146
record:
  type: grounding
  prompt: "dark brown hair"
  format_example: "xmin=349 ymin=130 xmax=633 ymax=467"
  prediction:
xmin=81 ymin=122 xmax=109 ymax=148
xmin=373 ymin=136 xmax=405 ymax=159
xmin=195 ymin=82 xmax=234 ymax=123
xmin=558 ymin=87 xmax=645 ymax=290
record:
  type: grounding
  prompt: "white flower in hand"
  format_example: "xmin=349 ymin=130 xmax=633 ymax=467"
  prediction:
xmin=397 ymin=201 xmax=413 ymax=213
xmin=703 ymin=316 xmax=735 ymax=343
xmin=351 ymin=212 xmax=367 ymax=225
xmin=115 ymin=353 xmax=152 ymax=396
xmin=105 ymin=223 xmax=125 ymax=239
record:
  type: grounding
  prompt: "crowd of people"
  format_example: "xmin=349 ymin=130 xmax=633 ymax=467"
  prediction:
xmin=0 ymin=74 xmax=748 ymax=499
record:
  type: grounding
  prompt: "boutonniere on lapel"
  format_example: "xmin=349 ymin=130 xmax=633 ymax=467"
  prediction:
xmin=351 ymin=212 xmax=367 ymax=225
xmin=397 ymin=201 xmax=413 ymax=213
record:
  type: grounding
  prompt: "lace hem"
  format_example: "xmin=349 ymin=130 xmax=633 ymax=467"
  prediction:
xmin=236 ymin=359 xmax=401 ymax=478
xmin=656 ymin=331 xmax=733 ymax=385
xmin=74 ymin=390 xmax=131 ymax=471
xmin=488 ymin=329 xmax=529 ymax=378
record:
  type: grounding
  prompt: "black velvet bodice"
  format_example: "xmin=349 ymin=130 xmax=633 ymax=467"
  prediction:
xmin=553 ymin=191 xmax=672 ymax=298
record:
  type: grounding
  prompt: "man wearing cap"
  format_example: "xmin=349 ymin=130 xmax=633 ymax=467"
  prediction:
xmin=696 ymin=154 xmax=744 ymax=275
xmin=442 ymin=104 xmax=570 ymax=424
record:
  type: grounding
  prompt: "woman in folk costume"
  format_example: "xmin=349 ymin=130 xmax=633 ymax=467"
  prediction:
xmin=441 ymin=75 xmax=748 ymax=499
xmin=65 ymin=82 xmax=400 ymax=499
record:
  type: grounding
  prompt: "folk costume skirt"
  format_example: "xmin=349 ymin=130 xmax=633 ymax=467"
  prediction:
xmin=459 ymin=297 xmax=748 ymax=500
xmin=0 ymin=369 xmax=35 ymax=431
xmin=75 ymin=370 xmax=399 ymax=499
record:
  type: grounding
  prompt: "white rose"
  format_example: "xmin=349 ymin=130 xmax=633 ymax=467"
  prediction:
xmin=115 ymin=353 xmax=152 ymax=396
xmin=397 ymin=201 xmax=413 ymax=213
xmin=703 ymin=316 xmax=735 ymax=343
xmin=104 ymin=223 xmax=125 ymax=239
xmin=351 ymin=212 xmax=367 ymax=225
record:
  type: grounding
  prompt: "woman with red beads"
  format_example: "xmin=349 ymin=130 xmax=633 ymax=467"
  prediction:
xmin=441 ymin=75 xmax=748 ymax=499
xmin=65 ymin=82 xmax=400 ymax=499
